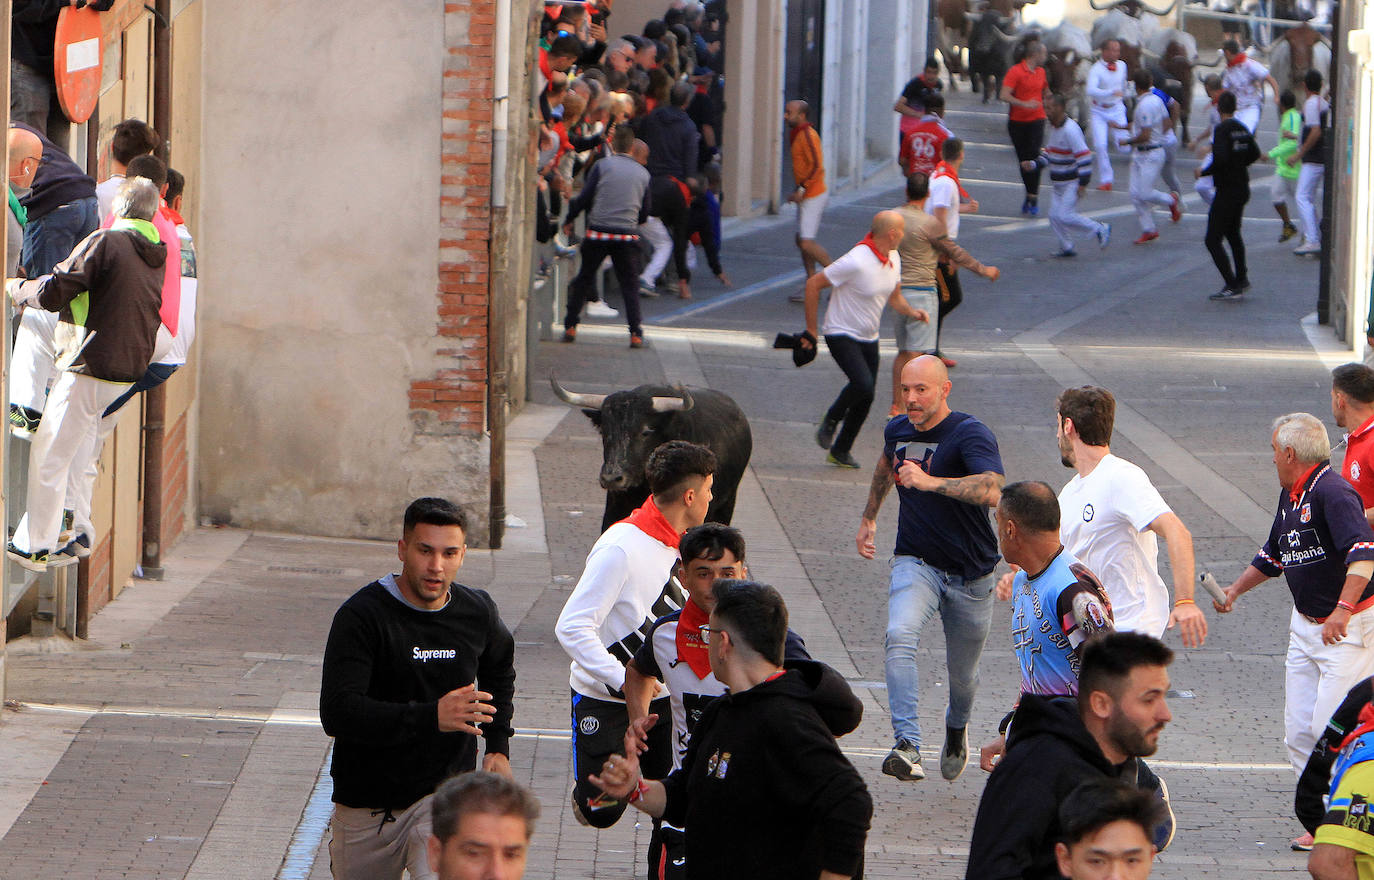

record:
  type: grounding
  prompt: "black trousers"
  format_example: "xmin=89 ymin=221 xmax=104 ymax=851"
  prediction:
xmin=1205 ymin=186 xmax=1249 ymax=289
xmin=936 ymin=262 xmax=964 ymax=353
xmin=566 ymin=238 xmax=644 ymax=336
xmin=648 ymin=176 xmax=691 ymax=284
xmin=1008 ymin=118 xmax=1046 ymax=197
xmin=824 ymin=334 xmax=881 ymax=457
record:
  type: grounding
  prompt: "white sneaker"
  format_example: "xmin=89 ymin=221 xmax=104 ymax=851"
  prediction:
xmin=1294 ymin=240 xmax=1321 ymax=256
xmin=585 ymin=300 xmax=619 ymax=318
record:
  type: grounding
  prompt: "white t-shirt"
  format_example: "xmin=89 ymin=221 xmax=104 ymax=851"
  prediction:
xmin=820 ymin=243 xmax=900 ymax=342
xmin=928 ymin=175 xmax=961 ymax=239
xmin=1303 ymin=93 xmax=1329 ymax=129
xmin=1058 ymin=453 xmax=1173 ymax=637
xmin=95 ymin=174 xmax=124 ymax=224
xmin=1131 ymin=92 xmax=1168 ymax=148
xmin=1223 ymin=57 xmax=1270 ymax=110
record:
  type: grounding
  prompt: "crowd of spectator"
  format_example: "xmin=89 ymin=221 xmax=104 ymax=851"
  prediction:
xmin=535 ymin=0 xmax=731 ymax=348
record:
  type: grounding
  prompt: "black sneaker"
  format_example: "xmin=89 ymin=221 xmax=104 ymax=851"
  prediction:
xmin=1208 ymin=286 xmax=1244 ymax=302
xmin=7 ymin=541 xmax=49 ymax=572
xmin=941 ymin=726 xmax=969 ymax=780
xmin=815 ymin=418 xmax=839 ymax=450
xmin=881 ymin=740 xmax=926 ymax=781
xmin=826 ymin=451 xmax=861 ymax=469
xmin=8 ymin=403 xmax=40 ymax=439
xmin=1050 ymin=248 xmax=1076 ymax=258
xmin=58 ymin=533 xmax=91 ymax=559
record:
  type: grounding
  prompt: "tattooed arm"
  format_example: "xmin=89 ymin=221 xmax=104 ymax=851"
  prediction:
xmin=857 ymin=454 xmax=896 ymax=559
xmin=894 ymin=462 xmax=1004 ymax=507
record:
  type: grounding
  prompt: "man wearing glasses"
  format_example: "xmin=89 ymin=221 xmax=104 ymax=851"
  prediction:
xmin=591 ymin=580 xmax=872 ymax=880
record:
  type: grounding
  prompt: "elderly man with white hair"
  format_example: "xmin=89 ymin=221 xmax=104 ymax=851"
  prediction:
xmin=5 ymin=177 xmax=166 ymax=571
xmin=1216 ymin=413 xmax=1374 ymax=783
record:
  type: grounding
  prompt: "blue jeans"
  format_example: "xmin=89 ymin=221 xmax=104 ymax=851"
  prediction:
xmin=885 ymin=555 xmax=995 ymax=748
xmin=22 ymin=196 xmax=99 ymax=278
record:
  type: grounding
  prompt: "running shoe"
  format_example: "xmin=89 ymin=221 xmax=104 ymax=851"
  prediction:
xmin=7 ymin=542 xmax=49 ymax=572
xmin=8 ymin=403 xmax=40 ymax=439
xmin=1169 ymin=192 xmax=1182 ymax=223
xmin=1208 ymin=286 xmax=1244 ymax=301
xmin=1051 ymin=248 xmax=1076 ymax=258
xmin=1279 ymin=223 xmax=1298 ymax=242
xmin=826 ymin=451 xmax=861 ymax=469
xmin=1293 ymin=241 xmax=1321 ymax=256
xmin=816 ymin=418 xmax=839 ymax=450
xmin=1133 ymin=231 xmax=1159 ymax=245
xmin=585 ymin=300 xmax=619 ymax=318
xmin=1096 ymin=183 xmax=1112 ymax=192
xmin=941 ymin=726 xmax=969 ymax=781
xmin=1097 ymin=223 xmax=1112 ymax=248
xmin=881 ymin=740 xmax=926 ymax=781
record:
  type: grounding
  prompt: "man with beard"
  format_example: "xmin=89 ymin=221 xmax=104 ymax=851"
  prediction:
xmin=965 ymin=632 xmax=1176 ymax=880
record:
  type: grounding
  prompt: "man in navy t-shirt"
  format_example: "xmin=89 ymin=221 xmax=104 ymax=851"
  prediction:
xmin=857 ymin=354 xmax=1004 ymax=783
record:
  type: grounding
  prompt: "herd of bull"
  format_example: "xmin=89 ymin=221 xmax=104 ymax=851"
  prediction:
xmin=938 ymin=0 xmax=1331 ymax=141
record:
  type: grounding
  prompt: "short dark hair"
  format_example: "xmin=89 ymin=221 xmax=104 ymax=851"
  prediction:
xmin=1334 ymin=363 xmax=1374 ymax=404
xmin=906 ymin=172 xmax=930 ymax=201
xmin=1132 ymin=68 xmax=1153 ymax=91
xmin=643 ymin=18 xmax=667 ymax=40
xmin=550 ymin=35 xmax=584 ymax=60
xmin=670 ymin=81 xmax=694 ymax=108
xmin=1279 ymin=89 xmax=1297 ymax=111
xmin=1217 ymin=90 xmax=1237 ymax=114
xmin=925 ymin=57 xmax=940 ymax=70
xmin=711 ymin=579 xmax=787 ymax=665
xmin=607 ymin=69 xmax=630 ymax=91
xmin=925 ymin=92 xmax=945 ymax=113
xmin=111 ymin=118 xmax=160 ymax=165
xmin=403 ymin=497 xmax=468 ymax=536
xmin=1078 ymin=632 xmax=1174 ymax=707
xmin=680 ymin=523 xmax=746 ymax=566
xmin=126 ymin=154 xmax=168 ymax=189
xmin=1057 ymin=386 xmax=1115 ymax=447
xmin=1222 ymin=38 xmax=1241 ymax=55
xmin=646 ymin=440 xmax=716 ymax=501
xmin=431 ymin=771 xmax=540 ymax=842
xmin=1305 ymin=68 xmax=1324 ymax=93
xmin=1202 ymin=73 xmax=1222 ymax=92
xmin=1059 ymin=778 xmax=1165 ymax=847
xmin=165 ymin=167 xmax=185 ymax=203
xmin=611 ymin=123 xmax=637 ymax=153
xmin=999 ymin=481 xmax=1060 ymax=533
xmin=941 ymin=137 xmax=963 ymax=161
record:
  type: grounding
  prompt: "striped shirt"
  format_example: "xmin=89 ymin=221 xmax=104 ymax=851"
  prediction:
xmin=1034 ymin=117 xmax=1092 ymax=183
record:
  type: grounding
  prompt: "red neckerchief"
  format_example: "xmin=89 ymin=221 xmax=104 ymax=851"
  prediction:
xmin=1105 ymin=62 xmax=1117 ymax=72
xmin=695 ymin=84 xmax=708 ymax=95
xmin=1340 ymin=703 xmax=1374 ymax=751
xmin=1288 ymin=462 xmax=1322 ymax=505
xmin=538 ymin=48 xmax=553 ymax=82
xmin=164 ymin=207 xmax=185 ymax=226
xmin=932 ymin=160 xmax=970 ymax=200
xmin=789 ymin=120 xmax=812 ymax=147
xmin=620 ymin=496 xmax=681 ymax=548
xmin=860 ymin=233 xmax=891 ymax=266
xmin=1227 ymin=52 xmax=1249 ymax=68
xmin=671 ymin=176 xmax=692 ymax=207
xmin=675 ymin=599 xmax=712 ymax=679
xmin=763 ymin=669 xmax=787 ymax=683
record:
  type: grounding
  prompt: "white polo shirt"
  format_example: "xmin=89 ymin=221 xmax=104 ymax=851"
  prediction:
xmin=1058 ymin=453 xmax=1173 ymax=637
xmin=1131 ymin=92 xmax=1169 ymax=149
xmin=820 ymin=243 xmax=901 ymax=342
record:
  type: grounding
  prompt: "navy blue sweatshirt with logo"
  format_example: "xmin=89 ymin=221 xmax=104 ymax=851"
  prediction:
xmin=320 ymin=579 xmax=516 ymax=810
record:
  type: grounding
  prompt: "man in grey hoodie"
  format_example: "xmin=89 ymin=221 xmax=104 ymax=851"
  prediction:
xmin=562 ymin=124 xmax=653 ymax=348
xmin=6 ymin=177 xmax=165 ymax=570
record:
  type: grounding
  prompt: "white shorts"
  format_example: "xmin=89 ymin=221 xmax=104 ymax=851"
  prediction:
xmin=1271 ymin=173 xmax=1297 ymax=205
xmin=893 ymin=286 xmax=938 ymax=354
xmin=797 ymin=192 xmax=828 ymax=240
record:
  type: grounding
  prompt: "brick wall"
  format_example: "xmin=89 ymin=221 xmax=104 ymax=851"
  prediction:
xmin=410 ymin=2 xmax=497 ymax=438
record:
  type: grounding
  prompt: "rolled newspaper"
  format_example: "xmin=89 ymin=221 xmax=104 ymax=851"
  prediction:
xmin=1198 ymin=572 xmax=1227 ymax=604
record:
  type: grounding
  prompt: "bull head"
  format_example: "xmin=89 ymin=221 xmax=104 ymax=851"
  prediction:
xmin=1089 ymin=0 xmax=1174 ymax=13
xmin=549 ymin=376 xmax=694 ymax=413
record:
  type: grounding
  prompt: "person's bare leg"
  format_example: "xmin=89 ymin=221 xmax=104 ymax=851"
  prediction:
xmin=892 ymin=350 xmax=917 ymax=414
xmin=800 ymin=238 xmax=831 ymax=273
xmin=797 ymin=234 xmax=815 ymax=277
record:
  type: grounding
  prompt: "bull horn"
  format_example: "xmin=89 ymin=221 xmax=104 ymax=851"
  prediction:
xmin=1137 ymin=0 xmax=1177 ymax=15
xmin=650 ymin=385 xmax=694 ymax=413
xmin=1196 ymin=50 xmax=1225 ymax=68
xmin=995 ymin=25 xmax=1018 ymax=41
xmin=1088 ymin=0 xmax=1124 ymax=11
xmin=549 ymin=375 xmax=607 ymax=410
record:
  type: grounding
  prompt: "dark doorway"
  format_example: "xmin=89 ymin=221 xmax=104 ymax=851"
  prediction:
xmin=782 ymin=0 xmax=825 ymax=196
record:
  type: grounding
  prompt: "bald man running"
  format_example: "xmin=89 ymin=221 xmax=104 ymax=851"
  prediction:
xmin=785 ymin=99 xmax=831 ymax=301
xmin=857 ymin=354 xmax=1005 ymax=783
xmin=804 ymin=211 xmax=928 ymax=468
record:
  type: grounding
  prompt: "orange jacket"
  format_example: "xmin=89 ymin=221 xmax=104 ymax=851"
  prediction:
xmin=790 ymin=124 xmax=826 ymax=197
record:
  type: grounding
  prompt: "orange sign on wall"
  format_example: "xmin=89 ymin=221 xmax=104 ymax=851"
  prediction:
xmin=53 ymin=6 xmax=104 ymax=124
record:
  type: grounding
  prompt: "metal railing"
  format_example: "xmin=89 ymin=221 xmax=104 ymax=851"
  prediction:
xmin=1178 ymin=2 xmax=1331 ymax=51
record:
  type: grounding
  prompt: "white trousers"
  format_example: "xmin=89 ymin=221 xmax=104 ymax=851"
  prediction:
xmin=1160 ymin=134 xmax=1183 ymax=195
xmin=1130 ymin=149 xmax=1173 ymax=233
xmin=14 ymin=371 xmax=129 ymax=553
xmin=1090 ymin=104 xmax=1126 ymax=185
xmin=1195 ymin=154 xmax=1216 ymax=205
xmin=1296 ymin=163 xmax=1324 ymax=246
xmin=639 ymin=216 xmax=672 ymax=285
xmin=1285 ymin=608 xmax=1374 ymax=775
xmin=10 ymin=307 xmax=58 ymax=413
xmin=1049 ymin=181 xmax=1104 ymax=251
xmin=1236 ymin=105 xmax=1261 ymax=133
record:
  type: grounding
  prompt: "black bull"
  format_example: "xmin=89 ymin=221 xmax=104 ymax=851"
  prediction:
xmin=552 ymin=379 xmax=754 ymax=531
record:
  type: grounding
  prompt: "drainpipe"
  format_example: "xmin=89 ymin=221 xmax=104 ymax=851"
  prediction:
xmin=486 ymin=0 xmax=512 ymax=548
xmin=142 ymin=0 xmax=172 ymax=579
xmin=2 ymin=0 xmax=12 ymax=702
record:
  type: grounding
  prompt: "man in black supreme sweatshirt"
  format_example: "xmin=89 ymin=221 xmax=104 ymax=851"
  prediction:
xmin=320 ymin=498 xmax=516 ymax=880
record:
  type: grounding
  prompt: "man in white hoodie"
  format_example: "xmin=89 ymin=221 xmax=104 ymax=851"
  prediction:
xmin=556 ymin=440 xmax=715 ymax=832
